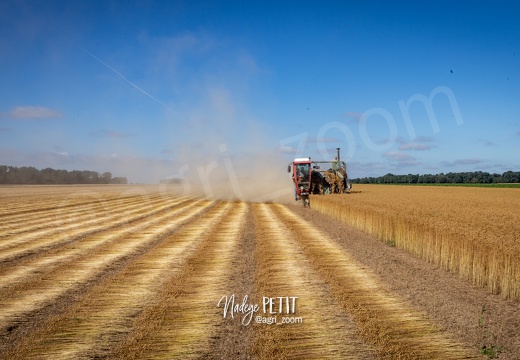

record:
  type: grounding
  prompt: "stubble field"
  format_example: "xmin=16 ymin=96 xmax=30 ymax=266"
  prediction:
xmin=0 ymin=185 xmax=518 ymax=359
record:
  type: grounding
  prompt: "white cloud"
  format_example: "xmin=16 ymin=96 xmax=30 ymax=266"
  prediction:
xmin=23 ymin=151 xmax=73 ymax=165
xmin=0 ymin=148 xmax=22 ymax=159
xmin=382 ymin=151 xmax=420 ymax=166
xmin=278 ymin=145 xmax=298 ymax=154
xmin=477 ymin=139 xmax=496 ymax=146
xmin=453 ymin=158 xmax=484 ymax=165
xmin=8 ymin=106 xmax=63 ymax=119
xmin=376 ymin=136 xmax=436 ymax=151
xmin=398 ymin=143 xmax=433 ymax=151
xmin=307 ymin=136 xmax=339 ymax=144
xmin=316 ymin=147 xmax=343 ymax=157
xmin=441 ymin=158 xmax=485 ymax=167
xmin=90 ymin=130 xmax=133 ymax=139
xmin=343 ymin=111 xmax=364 ymax=122
xmin=348 ymin=161 xmax=388 ymax=177
xmin=383 ymin=151 xmax=413 ymax=161
xmin=413 ymin=136 xmax=435 ymax=143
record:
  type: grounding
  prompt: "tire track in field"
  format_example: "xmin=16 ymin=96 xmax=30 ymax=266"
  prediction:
xmin=271 ymin=204 xmax=477 ymax=359
xmin=0 ymin=192 xmax=174 ymax=244
xmin=0 ymin=196 xmax=193 ymax=263
xmin=252 ymin=203 xmax=377 ymax=359
xmin=198 ymin=205 xmax=257 ymax=359
xmin=0 ymin=196 xmax=194 ymax=289
xmin=0 ymin=192 xmax=136 ymax=219
xmin=0 ymin=193 xmax=152 ymax=236
xmin=5 ymin=202 xmax=236 ymax=359
xmin=0 ymin=192 xmax=123 ymax=224
xmin=0 ymin=199 xmax=213 ymax=330
xmin=0 ymin=196 xmax=202 ymax=288
xmin=111 ymin=202 xmax=248 ymax=359
xmin=0 ymin=198 xmax=66 ymax=216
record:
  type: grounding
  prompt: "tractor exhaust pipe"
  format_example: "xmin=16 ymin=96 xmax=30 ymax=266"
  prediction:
xmin=336 ymin=148 xmax=340 ymax=163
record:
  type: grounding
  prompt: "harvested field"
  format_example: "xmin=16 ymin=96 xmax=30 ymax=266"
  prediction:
xmin=1 ymin=185 xmax=518 ymax=359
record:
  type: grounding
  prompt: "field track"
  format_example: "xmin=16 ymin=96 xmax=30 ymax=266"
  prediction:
xmin=0 ymin=186 xmax=517 ymax=359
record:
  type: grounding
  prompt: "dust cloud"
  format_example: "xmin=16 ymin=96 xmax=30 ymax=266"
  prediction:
xmin=154 ymin=88 xmax=296 ymax=204
xmin=160 ymin=143 xmax=295 ymax=205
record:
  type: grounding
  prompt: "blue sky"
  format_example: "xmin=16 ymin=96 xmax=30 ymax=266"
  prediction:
xmin=1 ymin=0 xmax=519 ymax=183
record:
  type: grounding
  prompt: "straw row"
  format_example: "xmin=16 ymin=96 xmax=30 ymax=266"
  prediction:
xmin=253 ymin=203 xmax=374 ymax=359
xmin=0 ymin=198 xmax=212 ymax=329
xmin=8 ymin=202 xmax=238 ymax=359
xmin=272 ymin=204 xmax=475 ymax=359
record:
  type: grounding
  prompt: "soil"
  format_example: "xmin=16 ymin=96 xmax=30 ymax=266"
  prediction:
xmin=0 ymin=186 xmax=518 ymax=359
xmin=291 ymin=204 xmax=520 ymax=359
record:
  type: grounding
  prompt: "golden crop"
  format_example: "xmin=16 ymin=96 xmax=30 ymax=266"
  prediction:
xmin=0 ymin=185 xmax=489 ymax=357
xmin=311 ymin=185 xmax=520 ymax=301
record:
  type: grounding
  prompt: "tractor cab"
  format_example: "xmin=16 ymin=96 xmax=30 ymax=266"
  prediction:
xmin=288 ymin=158 xmax=312 ymax=207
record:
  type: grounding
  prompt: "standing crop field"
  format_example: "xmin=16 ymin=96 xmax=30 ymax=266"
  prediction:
xmin=312 ymin=185 xmax=520 ymax=301
xmin=0 ymin=185 xmax=495 ymax=359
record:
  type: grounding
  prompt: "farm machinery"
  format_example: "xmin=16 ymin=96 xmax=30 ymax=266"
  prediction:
xmin=287 ymin=148 xmax=352 ymax=208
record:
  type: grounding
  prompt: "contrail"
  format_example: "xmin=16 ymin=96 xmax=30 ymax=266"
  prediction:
xmin=80 ymin=47 xmax=172 ymax=110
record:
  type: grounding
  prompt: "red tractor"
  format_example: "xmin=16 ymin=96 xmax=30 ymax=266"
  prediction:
xmin=287 ymin=148 xmax=351 ymax=208
xmin=288 ymin=157 xmax=312 ymax=207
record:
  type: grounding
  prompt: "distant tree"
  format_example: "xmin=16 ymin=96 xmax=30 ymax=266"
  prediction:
xmin=407 ymin=174 xmax=419 ymax=184
xmin=492 ymin=173 xmax=502 ymax=183
xmin=382 ymin=173 xmax=394 ymax=184
xmin=0 ymin=165 xmax=7 ymax=183
xmin=111 ymin=176 xmax=128 ymax=184
xmin=351 ymin=170 xmax=520 ymax=184
xmin=436 ymin=173 xmax=448 ymax=183
xmin=450 ymin=173 xmax=463 ymax=183
xmin=0 ymin=166 xmax=128 ymax=184
xmin=502 ymin=171 xmax=520 ymax=183
xmin=102 ymin=172 xmax=112 ymax=184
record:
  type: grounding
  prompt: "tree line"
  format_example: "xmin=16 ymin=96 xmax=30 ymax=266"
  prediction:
xmin=0 ymin=166 xmax=128 ymax=185
xmin=352 ymin=171 xmax=520 ymax=184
